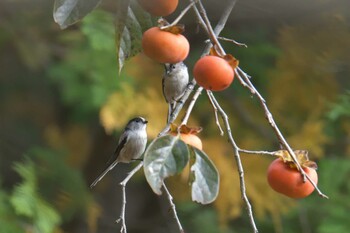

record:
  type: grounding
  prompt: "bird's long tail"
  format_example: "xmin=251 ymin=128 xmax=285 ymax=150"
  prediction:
xmin=90 ymin=161 xmax=118 ymax=188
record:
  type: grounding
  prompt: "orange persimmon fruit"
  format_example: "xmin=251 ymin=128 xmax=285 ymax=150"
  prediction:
xmin=267 ymin=158 xmax=318 ymax=198
xmin=193 ymin=55 xmax=234 ymax=91
xmin=138 ymin=0 xmax=178 ymax=16
xmin=142 ymin=27 xmax=190 ymax=64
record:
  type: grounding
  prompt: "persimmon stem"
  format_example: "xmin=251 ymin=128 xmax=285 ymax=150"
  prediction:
xmin=160 ymin=0 xmax=198 ymax=30
xmin=218 ymin=36 xmax=248 ymax=48
xmin=206 ymin=90 xmax=224 ymax=136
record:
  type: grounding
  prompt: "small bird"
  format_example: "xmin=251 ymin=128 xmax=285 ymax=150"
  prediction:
xmin=162 ymin=62 xmax=189 ymax=123
xmin=90 ymin=117 xmax=148 ymax=188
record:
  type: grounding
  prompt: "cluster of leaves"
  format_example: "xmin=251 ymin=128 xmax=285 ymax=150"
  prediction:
xmin=0 ymin=148 xmax=96 ymax=233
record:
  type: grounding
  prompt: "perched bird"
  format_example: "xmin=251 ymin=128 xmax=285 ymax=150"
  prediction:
xmin=90 ymin=117 xmax=148 ymax=188
xmin=162 ymin=62 xmax=189 ymax=123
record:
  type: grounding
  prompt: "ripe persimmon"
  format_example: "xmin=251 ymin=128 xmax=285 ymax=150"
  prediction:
xmin=142 ymin=27 xmax=190 ymax=64
xmin=138 ymin=0 xmax=178 ymax=16
xmin=267 ymin=158 xmax=318 ymax=198
xmin=193 ymin=55 xmax=234 ymax=91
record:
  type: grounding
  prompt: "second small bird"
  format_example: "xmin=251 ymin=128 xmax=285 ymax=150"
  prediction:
xmin=162 ymin=62 xmax=189 ymax=123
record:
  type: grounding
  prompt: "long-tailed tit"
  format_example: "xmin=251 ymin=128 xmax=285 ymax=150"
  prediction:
xmin=162 ymin=62 xmax=189 ymax=123
xmin=90 ymin=117 xmax=148 ymax=188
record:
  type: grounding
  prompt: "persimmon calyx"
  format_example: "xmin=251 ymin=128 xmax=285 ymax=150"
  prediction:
xmin=169 ymin=123 xmax=202 ymax=135
xmin=209 ymin=47 xmax=239 ymax=70
xmin=273 ymin=150 xmax=318 ymax=170
xmin=158 ymin=18 xmax=185 ymax=34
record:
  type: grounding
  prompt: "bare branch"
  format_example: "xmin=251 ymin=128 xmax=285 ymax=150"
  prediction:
xmin=196 ymin=0 xmax=225 ymax=55
xmin=212 ymin=0 xmax=238 ymax=35
xmin=163 ymin=183 xmax=185 ymax=233
xmin=206 ymin=90 xmax=224 ymax=136
xmin=218 ymin=36 xmax=248 ymax=48
xmin=208 ymin=91 xmax=259 ymax=233
xmin=235 ymin=67 xmax=328 ymax=199
xmin=181 ymin=86 xmax=203 ymax=125
xmin=115 ymin=162 xmax=144 ymax=232
xmin=160 ymin=0 xmax=198 ymax=30
xmin=239 ymin=149 xmax=277 ymax=157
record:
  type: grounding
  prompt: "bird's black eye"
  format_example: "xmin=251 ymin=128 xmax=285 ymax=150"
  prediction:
xmin=171 ymin=64 xmax=176 ymax=70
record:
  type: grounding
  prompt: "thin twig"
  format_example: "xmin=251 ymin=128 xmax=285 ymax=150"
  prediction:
xmin=196 ymin=0 xmax=225 ymax=55
xmin=238 ymin=149 xmax=279 ymax=157
xmin=163 ymin=183 xmax=185 ymax=233
xmin=160 ymin=0 xmax=198 ymax=29
xmin=115 ymin=162 xmax=144 ymax=232
xmin=218 ymin=36 xmax=248 ymax=48
xmin=206 ymin=90 xmax=224 ymax=136
xmin=212 ymin=0 xmax=238 ymax=35
xmin=208 ymin=91 xmax=258 ymax=233
xmin=190 ymin=0 xmax=208 ymax=35
xmin=181 ymin=86 xmax=203 ymax=125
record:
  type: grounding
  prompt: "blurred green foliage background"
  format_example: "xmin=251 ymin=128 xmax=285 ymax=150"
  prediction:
xmin=0 ymin=0 xmax=349 ymax=233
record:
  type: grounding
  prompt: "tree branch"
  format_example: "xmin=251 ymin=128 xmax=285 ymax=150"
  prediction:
xmin=235 ymin=68 xmax=328 ymax=199
xmin=207 ymin=91 xmax=259 ymax=233
xmin=115 ymin=161 xmax=144 ymax=233
xmin=163 ymin=183 xmax=185 ymax=233
xmin=206 ymin=90 xmax=224 ymax=135
xmin=181 ymin=86 xmax=203 ymax=125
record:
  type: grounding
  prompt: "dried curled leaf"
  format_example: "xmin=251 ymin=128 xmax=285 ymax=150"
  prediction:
xmin=209 ymin=46 xmax=221 ymax=57
xmin=157 ymin=18 xmax=185 ymax=34
xmin=209 ymin=47 xmax=239 ymax=69
xmin=160 ymin=24 xmax=185 ymax=34
xmin=223 ymin=54 xmax=239 ymax=69
xmin=169 ymin=123 xmax=202 ymax=135
xmin=273 ymin=150 xmax=318 ymax=170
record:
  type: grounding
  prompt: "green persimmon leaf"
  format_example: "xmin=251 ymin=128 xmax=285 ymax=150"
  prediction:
xmin=144 ymin=135 xmax=189 ymax=195
xmin=191 ymin=148 xmax=220 ymax=204
xmin=53 ymin=0 xmax=102 ymax=29
xmin=115 ymin=0 xmax=155 ymax=73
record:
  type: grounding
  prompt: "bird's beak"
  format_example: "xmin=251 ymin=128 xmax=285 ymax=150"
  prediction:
xmin=144 ymin=120 xmax=148 ymax=124
xmin=164 ymin=63 xmax=171 ymax=74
